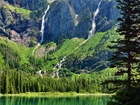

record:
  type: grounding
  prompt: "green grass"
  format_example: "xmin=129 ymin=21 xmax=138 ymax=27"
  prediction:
xmin=0 ymin=37 xmax=32 ymax=66
xmin=72 ymin=67 xmax=117 ymax=79
xmin=0 ymin=53 xmax=4 ymax=68
xmin=0 ymin=28 xmax=119 ymax=72
xmin=40 ymin=38 xmax=84 ymax=70
xmin=39 ymin=29 xmax=117 ymax=70
xmin=0 ymin=92 xmax=112 ymax=97
xmin=74 ymin=32 xmax=105 ymax=58
xmin=3 ymin=4 xmax=31 ymax=18
xmin=53 ymin=38 xmax=84 ymax=57
xmin=50 ymin=32 xmax=105 ymax=61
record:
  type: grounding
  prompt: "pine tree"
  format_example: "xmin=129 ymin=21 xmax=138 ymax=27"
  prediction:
xmin=0 ymin=68 xmax=2 ymax=93
xmin=107 ymin=0 xmax=140 ymax=105
xmin=109 ymin=0 xmax=140 ymax=89
xmin=2 ymin=70 xmax=10 ymax=94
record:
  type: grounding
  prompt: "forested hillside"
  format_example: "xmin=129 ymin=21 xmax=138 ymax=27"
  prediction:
xmin=0 ymin=28 xmax=119 ymax=74
xmin=0 ymin=28 xmax=123 ymax=94
xmin=1 ymin=67 xmax=122 ymax=94
xmin=0 ymin=0 xmax=127 ymax=94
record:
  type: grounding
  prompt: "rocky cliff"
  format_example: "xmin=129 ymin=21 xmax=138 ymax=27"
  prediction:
xmin=4 ymin=0 xmax=47 ymax=10
xmin=0 ymin=0 xmax=42 ymax=46
xmin=0 ymin=0 xmax=121 ymax=74
xmin=0 ymin=0 xmax=119 ymax=45
xmin=44 ymin=0 xmax=119 ymax=41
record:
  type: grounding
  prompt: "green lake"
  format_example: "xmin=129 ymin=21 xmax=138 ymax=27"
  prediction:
xmin=0 ymin=95 xmax=110 ymax=105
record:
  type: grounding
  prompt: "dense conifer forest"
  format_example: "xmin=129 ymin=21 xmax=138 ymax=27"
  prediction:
xmin=0 ymin=2 xmax=139 ymax=105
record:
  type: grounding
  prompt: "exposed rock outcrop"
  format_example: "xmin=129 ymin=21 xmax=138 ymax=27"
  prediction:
xmin=0 ymin=2 xmax=40 ymax=46
xmin=0 ymin=0 xmax=119 ymax=46
xmin=44 ymin=0 xmax=119 ymax=41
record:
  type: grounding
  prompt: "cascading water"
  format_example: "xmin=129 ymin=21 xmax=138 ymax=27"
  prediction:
xmin=88 ymin=0 xmax=102 ymax=39
xmin=67 ymin=2 xmax=79 ymax=26
xmin=36 ymin=70 xmax=43 ymax=77
xmin=32 ymin=5 xmax=50 ymax=55
xmin=75 ymin=0 xmax=103 ymax=50
xmin=52 ymin=56 xmax=66 ymax=78
xmin=53 ymin=0 xmax=103 ymax=77
xmin=40 ymin=5 xmax=50 ymax=44
xmin=75 ymin=14 xmax=79 ymax=26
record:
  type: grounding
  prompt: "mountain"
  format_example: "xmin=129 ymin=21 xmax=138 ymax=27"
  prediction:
xmin=37 ymin=28 xmax=119 ymax=74
xmin=0 ymin=28 xmax=119 ymax=76
xmin=44 ymin=0 xmax=119 ymax=41
xmin=0 ymin=0 xmax=119 ymax=44
xmin=0 ymin=0 xmax=47 ymax=46
xmin=0 ymin=0 xmax=120 ymax=76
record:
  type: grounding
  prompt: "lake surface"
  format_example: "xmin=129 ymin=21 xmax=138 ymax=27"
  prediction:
xmin=0 ymin=95 xmax=109 ymax=105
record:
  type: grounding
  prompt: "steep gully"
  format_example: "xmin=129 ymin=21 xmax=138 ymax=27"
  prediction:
xmin=32 ymin=5 xmax=50 ymax=55
xmin=34 ymin=0 xmax=103 ymax=77
xmin=75 ymin=0 xmax=103 ymax=50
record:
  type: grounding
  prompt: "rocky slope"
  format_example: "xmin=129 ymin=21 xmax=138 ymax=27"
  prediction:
xmin=44 ymin=0 xmax=119 ymax=41
xmin=0 ymin=0 xmax=121 ymax=74
xmin=0 ymin=0 xmax=119 ymax=45
xmin=0 ymin=0 xmax=46 ymax=46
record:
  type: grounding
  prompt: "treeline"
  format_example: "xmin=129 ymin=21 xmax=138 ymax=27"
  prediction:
xmin=0 ymin=69 xmax=120 ymax=94
xmin=0 ymin=44 xmax=21 ymax=69
xmin=0 ymin=43 xmax=45 ymax=72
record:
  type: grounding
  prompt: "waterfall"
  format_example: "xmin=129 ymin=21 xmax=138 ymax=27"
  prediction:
xmin=88 ymin=0 xmax=102 ymax=39
xmin=74 ymin=0 xmax=103 ymax=50
xmin=47 ymin=0 xmax=55 ymax=3
xmin=75 ymin=14 xmax=79 ymax=26
xmin=40 ymin=5 xmax=50 ymax=44
xmin=67 ymin=3 xmax=79 ymax=26
xmin=52 ymin=56 xmax=66 ymax=78
xmin=32 ymin=5 xmax=50 ymax=55
xmin=36 ymin=70 xmax=43 ymax=77
xmin=52 ymin=0 xmax=103 ymax=76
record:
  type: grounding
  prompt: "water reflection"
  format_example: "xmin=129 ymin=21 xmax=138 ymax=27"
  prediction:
xmin=0 ymin=95 xmax=109 ymax=105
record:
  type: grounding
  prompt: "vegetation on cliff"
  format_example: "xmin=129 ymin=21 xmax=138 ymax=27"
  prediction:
xmin=3 ymin=4 xmax=31 ymax=18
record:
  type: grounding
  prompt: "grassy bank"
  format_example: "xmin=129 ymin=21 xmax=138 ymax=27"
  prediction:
xmin=0 ymin=92 xmax=113 ymax=97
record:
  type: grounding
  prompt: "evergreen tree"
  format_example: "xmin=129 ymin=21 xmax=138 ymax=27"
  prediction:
xmin=0 ymin=68 xmax=2 ymax=93
xmin=108 ymin=0 xmax=140 ymax=105
xmin=1 ymin=70 xmax=10 ymax=94
xmin=109 ymin=0 xmax=140 ymax=88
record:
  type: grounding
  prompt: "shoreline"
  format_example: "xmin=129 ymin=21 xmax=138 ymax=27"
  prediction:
xmin=0 ymin=92 xmax=114 ymax=97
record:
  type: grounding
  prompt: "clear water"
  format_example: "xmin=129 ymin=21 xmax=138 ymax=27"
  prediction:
xmin=0 ymin=95 xmax=109 ymax=105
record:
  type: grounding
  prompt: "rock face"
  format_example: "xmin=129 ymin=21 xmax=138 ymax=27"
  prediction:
xmin=44 ymin=0 xmax=119 ymax=41
xmin=0 ymin=0 xmax=119 ymax=45
xmin=0 ymin=1 xmax=40 ymax=46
